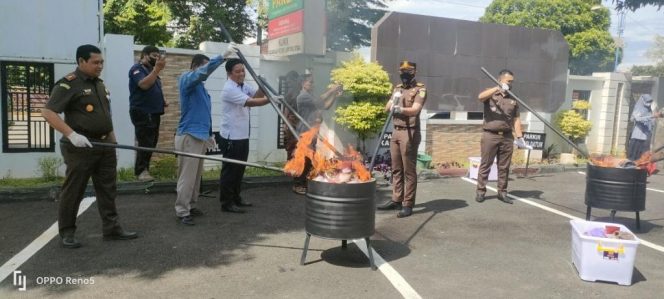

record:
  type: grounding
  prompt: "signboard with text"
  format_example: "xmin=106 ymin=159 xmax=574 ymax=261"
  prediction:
xmin=268 ymin=0 xmax=304 ymax=20
xmin=523 ymin=132 xmax=546 ymax=150
xmin=267 ymin=32 xmax=304 ymax=56
xmin=267 ymin=9 xmax=304 ymax=39
xmin=380 ymin=132 xmax=392 ymax=148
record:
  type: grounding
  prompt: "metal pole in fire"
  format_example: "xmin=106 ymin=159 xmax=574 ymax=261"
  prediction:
xmin=217 ymin=22 xmax=300 ymax=141
xmin=480 ymin=67 xmax=590 ymax=158
xmin=77 ymin=141 xmax=284 ymax=172
xmin=256 ymin=76 xmax=345 ymax=158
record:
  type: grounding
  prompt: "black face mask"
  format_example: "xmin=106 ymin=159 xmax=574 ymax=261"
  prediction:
xmin=400 ymin=72 xmax=414 ymax=85
xmin=148 ymin=57 xmax=157 ymax=67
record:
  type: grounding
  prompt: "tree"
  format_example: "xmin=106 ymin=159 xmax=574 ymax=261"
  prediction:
xmin=326 ymin=0 xmax=390 ymax=52
xmin=168 ymin=0 xmax=254 ymax=48
xmin=480 ymin=0 xmax=616 ymax=75
xmin=331 ymin=56 xmax=392 ymax=153
xmin=104 ymin=0 xmax=172 ymax=46
xmin=612 ymin=0 xmax=664 ymax=11
xmin=631 ymin=34 xmax=664 ymax=77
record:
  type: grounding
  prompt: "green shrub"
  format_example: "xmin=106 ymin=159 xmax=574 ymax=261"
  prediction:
xmin=37 ymin=156 xmax=62 ymax=181
xmin=117 ymin=167 xmax=135 ymax=182
xmin=151 ymin=156 xmax=178 ymax=180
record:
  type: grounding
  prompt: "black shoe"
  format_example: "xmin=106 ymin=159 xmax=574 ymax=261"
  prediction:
xmin=475 ymin=193 xmax=486 ymax=203
xmin=497 ymin=191 xmax=513 ymax=204
xmin=103 ymin=230 xmax=138 ymax=241
xmin=221 ymin=204 xmax=246 ymax=214
xmin=178 ymin=215 xmax=195 ymax=225
xmin=397 ymin=207 xmax=413 ymax=218
xmin=377 ymin=201 xmax=402 ymax=210
xmin=235 ymin=199 xmax=253 ymax=207
xmin=61 ymin=236 xmax=81 ymax=248
xmin=190 ymin=208 xmax=204 ymax=217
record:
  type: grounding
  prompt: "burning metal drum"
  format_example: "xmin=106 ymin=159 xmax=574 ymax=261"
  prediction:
xmin=585 ymin=163 xmax=646 ymax=229
xmin=305 ymin=179 xmax=376 ymax=239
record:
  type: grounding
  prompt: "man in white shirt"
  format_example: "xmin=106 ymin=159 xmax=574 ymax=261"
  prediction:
xmin=218 ymin=58 xmax=270 ymax=213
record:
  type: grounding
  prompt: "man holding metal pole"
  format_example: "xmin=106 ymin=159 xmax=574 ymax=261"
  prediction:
xmin=175 ymin=45 xmax=236 ymax=225
xmin=42 ymin=44 xmax=138 ymax=247
xmin=218 ymin=58 xmax=270 ymax=214
xmin=376 ymin=60 xmax=426 ymax=218
xmin=476 ymin=69 xmax=529 ymax=204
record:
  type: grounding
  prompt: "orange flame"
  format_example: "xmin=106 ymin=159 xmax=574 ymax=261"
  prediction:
xmin=283 ymin=126 xmax=372 ymax=183
xmin=590 ymin=151 xmax=653 ymax=169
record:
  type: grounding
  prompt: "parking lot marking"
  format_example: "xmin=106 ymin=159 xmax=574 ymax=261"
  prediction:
xmin=0 ymin=197 xmax=96 ymax=283
xmin=353 ymin=239 xmax=422 ymax=299
xmin=577 ymin=171 xmax=664 ymax=193
xmin=460 ymin=177 xmax=664 ymax=254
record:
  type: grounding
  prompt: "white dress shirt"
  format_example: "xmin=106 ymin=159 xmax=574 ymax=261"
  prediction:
xmin=220 ymin=79 xmax=257 ymax=140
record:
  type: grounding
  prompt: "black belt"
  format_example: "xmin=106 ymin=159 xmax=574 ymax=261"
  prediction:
xmin=79 ymin=131 xmax=110 ymax=140
xmin=483 ymin=129 xmax=511 ymax=135
xmin=394 ymin=126 xmax=418 ymax=131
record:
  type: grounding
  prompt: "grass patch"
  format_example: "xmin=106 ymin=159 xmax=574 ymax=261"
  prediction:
xmin=0 ymin=177 xmax=63 ymax=188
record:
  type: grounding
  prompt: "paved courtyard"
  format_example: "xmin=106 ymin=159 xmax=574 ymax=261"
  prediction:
xmin=1 ymin=171 xmax=663 ymax=298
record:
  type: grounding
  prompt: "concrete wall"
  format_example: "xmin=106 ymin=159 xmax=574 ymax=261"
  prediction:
xmin=0 ymin=0 xmax=101 ymax=178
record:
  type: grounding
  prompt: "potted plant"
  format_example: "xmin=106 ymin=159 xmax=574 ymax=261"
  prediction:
xmin=555 ymin=100 xmax=592 ymax=164
xmin=330 ymin=55 xmax=392 ymax=154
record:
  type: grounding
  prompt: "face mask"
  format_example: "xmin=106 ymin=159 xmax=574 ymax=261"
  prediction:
xmin=148 ymin=57 xmax=157 ymax=67
xmin=400 ymin=72 xmax=414 ymax=85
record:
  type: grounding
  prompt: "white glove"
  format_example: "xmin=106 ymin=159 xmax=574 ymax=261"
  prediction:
xmin=500 ymin=83 xmax=510 ymax=92
xmin=392 ymin=91 xmax=402 ymax=105
xmin=206 ymin=136 xmax=217 ymax=151
xmin=514 ymin=137 xmax=532 ymax=150
xmin=223 ymin=43 xmax=238 ymax=58
xmin=67 ymin=132 xmax=92 ymax=148
xmin=392 ymin=105 xmax=402 ymax=114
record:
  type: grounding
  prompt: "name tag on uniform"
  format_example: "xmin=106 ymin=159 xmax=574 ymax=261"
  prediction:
xmin=83 ymin=89 xmax=92 ymax=95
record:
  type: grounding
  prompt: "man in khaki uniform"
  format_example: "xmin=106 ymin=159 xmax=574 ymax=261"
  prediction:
xmin=42 ymin=44 xmax=137 ymax=248
xmin=476 ymin=69 xmax=528 ymax=204
xmin=377 ymin=60 xmax=426 ymax=218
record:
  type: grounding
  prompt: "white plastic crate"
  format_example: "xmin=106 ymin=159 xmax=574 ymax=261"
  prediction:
xmin=468 ymin=157 xmax=497 ymax=181
xmin=570 ymin=219 xmax=640 ymax=286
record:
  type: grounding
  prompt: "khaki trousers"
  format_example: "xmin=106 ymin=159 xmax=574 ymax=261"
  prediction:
xmin=175 ymin=134 xmax=206 ymax=217
xmin=476 ymin=131 xmax=514 ymax=193
xmin=390 ymin=129 xmax=421 ymax=207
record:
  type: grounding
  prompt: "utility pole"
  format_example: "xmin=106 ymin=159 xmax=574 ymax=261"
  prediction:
xmin=614 ymin=7 xmax=627 ymax=71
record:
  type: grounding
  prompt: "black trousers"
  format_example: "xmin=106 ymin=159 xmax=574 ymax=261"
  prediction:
xmin=218 ymin=138 xmax=249 ymax=206
xmin=628 ymin=138 xmax=650 ymax=161
xmin=130 ymin=109 xmax=161 ymax=175
xmin=59 ymin=141 xmax=121 ymax=237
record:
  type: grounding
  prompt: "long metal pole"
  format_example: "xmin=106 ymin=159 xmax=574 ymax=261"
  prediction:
xmin=480 ymin=67 xmax=589 ymax=158
xmin=218 ymin=23 xmax=299 ymax=141
xmin=83 ymin=141 xmax=283 ymax=172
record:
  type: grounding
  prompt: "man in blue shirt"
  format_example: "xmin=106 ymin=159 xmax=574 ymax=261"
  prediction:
xmin=128 ymin=46 xmax=166 ymax=182
xmin=218 ymin=58 xmax=270 ymax=213
xmin=175 ymin=45 xmax=235 ymax=225
xmin=628 ymin=94 xmax=661 ymax=161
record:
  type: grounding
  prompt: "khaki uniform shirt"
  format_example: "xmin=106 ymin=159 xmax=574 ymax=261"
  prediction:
xmin=392 ymin=82 xmax=427 ymax=128
xmin=482 ymin=90 xmax=519 ymax=132
xmin=46 ymin=69 xmax=113 ymax=138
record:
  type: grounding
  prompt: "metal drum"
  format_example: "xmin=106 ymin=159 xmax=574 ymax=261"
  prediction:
xmin=305 ymin=179 xmax=376 ymax=239
xmin=585 ymin=164 xmax=646 ymax=212
xmin=585 ymin=163 xmax=646 ymax=229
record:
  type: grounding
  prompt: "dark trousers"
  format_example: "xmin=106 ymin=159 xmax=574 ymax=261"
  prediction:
xmin=59 ymin=142 xmax=121 ymax=237
xmin=390 ymin=129 xmax=421 ymax=207
xmin=477 ymin=131 xmax=514 ymax=193
xmin=130 ymin=109 xmax=161 ymax=175
xmin=627 ymin=138 xmax=650 ymax=161
xmin=218 ymin=138 xmax=249 ymax=206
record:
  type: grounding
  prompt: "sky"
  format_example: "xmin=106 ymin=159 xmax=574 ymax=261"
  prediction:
xmin=359 ymin=0 xmax=664 ymax=70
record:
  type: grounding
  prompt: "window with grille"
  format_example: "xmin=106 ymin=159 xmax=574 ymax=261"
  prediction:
xmin=1 ymin=62 xmax=55 ymax=152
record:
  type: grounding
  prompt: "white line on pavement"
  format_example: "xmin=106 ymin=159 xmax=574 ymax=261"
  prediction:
xmin=0 ymin=197 xmax=96 ymax=283
xmin=461 ymin=177 xmax=664 ymax=254
xmin=577 ymin=171 xmax=664 ymax=193
xmin=353 ymin=239 xmax=422 ymax=299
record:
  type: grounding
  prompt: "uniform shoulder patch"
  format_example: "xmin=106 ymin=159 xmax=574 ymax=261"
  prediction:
xmin=418 ymin=88 xmax=426 ymax=98
xmin=58 ymin=83 xmax=71 ymax=90
xmin=132 ymin=70 xmax=141 ymax=75
xmin=416 ymin=82 xmax=425 ymax=87
xmin=64 ymin=73 xmax=76 ymax=81
xmin=396 ymin=84 xmax=403 ymax=88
